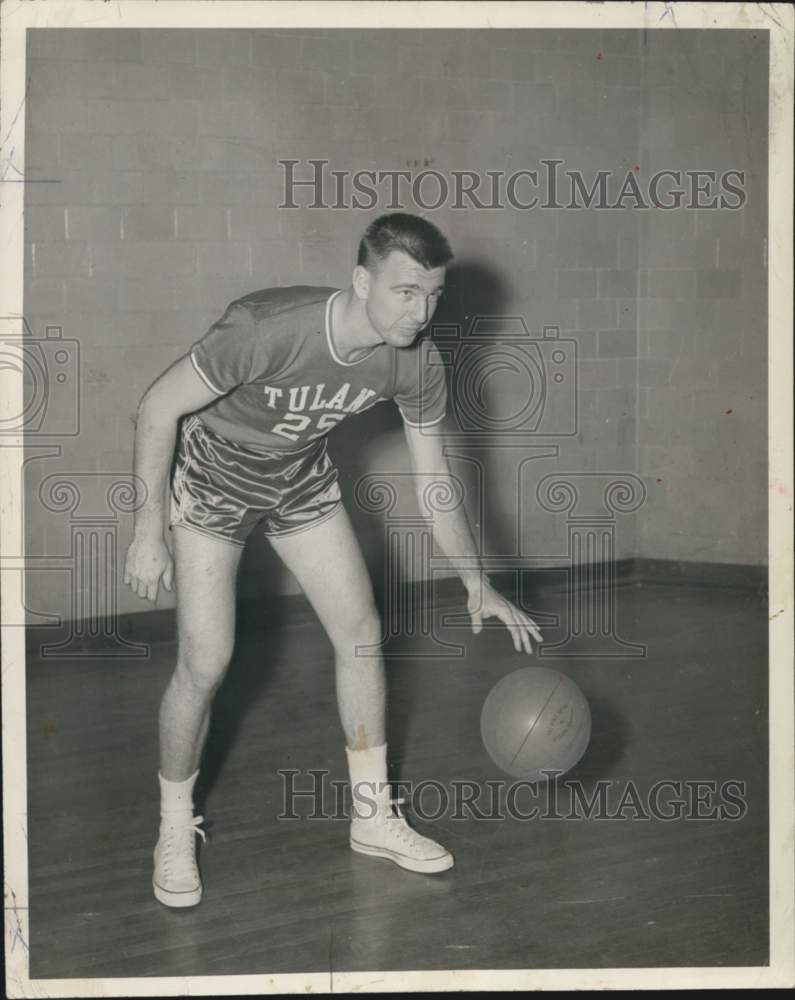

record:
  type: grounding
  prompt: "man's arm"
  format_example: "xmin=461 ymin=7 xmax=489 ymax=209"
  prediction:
xmin=124 ymin=355 xmax=220 ymax=602
xmin=402 ymin=420 xmax=543 ymax=654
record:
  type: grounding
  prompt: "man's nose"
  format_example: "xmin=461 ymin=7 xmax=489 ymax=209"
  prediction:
xmin=412 ymin=298 xmax=429 ymax=324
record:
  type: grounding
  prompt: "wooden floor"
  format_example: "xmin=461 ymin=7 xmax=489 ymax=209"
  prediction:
xmin=26 ymin=575 xmax=769 ymax=978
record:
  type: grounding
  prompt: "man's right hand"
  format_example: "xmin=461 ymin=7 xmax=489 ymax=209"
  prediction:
xmin=123 ymin=533 xmax=174 ymax=603
xmin=125 ymin=354 xmax=220 ymax=604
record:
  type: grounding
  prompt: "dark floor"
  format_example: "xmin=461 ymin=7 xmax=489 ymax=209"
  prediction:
xmin=26 ymin=575 xmax=769 ymax=978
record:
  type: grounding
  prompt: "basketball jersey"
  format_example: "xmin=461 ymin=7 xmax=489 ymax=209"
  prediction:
xmin=189 ymin=286 xmax=447 ymax=451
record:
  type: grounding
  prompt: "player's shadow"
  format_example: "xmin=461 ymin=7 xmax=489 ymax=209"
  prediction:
xmin=192 ymin=550 xmax=297 ymax=812
xmin=434 ymin=257 xmax=511 ymax=327
xmin=426 ymin=259 xmax=526 ymax=558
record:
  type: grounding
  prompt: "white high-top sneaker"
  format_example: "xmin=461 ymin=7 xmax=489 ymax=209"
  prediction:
xmin=152 ymin=814 xmax=206 ymax=908
xmin=152 ymin=770 xmax=205 ymax=908
xmin=346 ymin=743 xmax=454 ymax=874
xmin=350 ymin=793 xmax=454 ymax=874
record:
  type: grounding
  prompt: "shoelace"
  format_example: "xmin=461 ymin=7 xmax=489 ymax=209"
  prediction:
xmin=159 ymin=815 xmax=206 ymax=877
xmin=389 ymin=798 xmax=417 ymax=845
xmin=353 ymin=796 xmax=439 ymax=852
xmin=380 ymin=797 xmax=429 ymax=846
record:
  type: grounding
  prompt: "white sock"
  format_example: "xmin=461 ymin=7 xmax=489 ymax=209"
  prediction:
xmin=158 ymin=769 xmax=199 ymax=829
xmin=346 ymin=743 xmax=390 ymax=819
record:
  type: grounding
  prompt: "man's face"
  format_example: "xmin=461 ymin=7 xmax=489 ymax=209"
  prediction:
xmin=359 ymin=250 xmax=446 ymax=346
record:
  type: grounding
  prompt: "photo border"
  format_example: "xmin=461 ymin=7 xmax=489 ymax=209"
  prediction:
xmin=2 ymin=1 xmax=792 ymax=994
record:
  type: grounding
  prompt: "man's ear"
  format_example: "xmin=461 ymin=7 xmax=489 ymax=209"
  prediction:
xmin=352 ymin=264 xmax=370 ymax=301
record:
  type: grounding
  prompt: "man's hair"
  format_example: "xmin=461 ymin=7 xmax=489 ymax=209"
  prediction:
xmin=357 ymin=213 xmax=453 ymax=272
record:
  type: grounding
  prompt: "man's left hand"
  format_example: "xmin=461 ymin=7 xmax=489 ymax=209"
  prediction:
xmin=467 ymin=580 xmax=544 ymax=655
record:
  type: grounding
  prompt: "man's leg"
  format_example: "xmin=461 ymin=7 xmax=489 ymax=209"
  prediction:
xmin=267 ymin=504 xmax=454 ymax=873
xmin=267 ymin=504 xmax=386 ymax=751
xmin=160 ymin=525 xmax=243 ymax=779
xmin=154 ymin=524 xmax=244 ymax=907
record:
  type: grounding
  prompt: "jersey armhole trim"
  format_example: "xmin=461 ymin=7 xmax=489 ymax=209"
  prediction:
xmin=397 ymin=405 xmax=446 ymax=428
xmin=190 ymin=348 xmax=225 ymax=396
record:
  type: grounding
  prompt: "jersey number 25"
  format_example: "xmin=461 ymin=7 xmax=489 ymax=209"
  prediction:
xmin=272 ymin=411 xmax=346 ymax=442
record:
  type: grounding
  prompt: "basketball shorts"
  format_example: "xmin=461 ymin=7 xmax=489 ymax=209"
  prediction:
xmin=169 ymin=414 xmax=343 ymax=547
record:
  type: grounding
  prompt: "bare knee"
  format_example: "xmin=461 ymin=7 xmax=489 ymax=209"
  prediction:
xmin=174 ymin=641 xmax=233 ymax=695
xmin=329 ymin=607 xmax=382 ymax=658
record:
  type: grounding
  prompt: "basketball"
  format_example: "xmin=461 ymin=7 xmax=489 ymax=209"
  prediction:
xmin=480 ymin=667 xmax=591 ymax=781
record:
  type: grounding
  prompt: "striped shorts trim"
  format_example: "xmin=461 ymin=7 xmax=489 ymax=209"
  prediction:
xmin=169 ymin=415 xmax=342 ymax=546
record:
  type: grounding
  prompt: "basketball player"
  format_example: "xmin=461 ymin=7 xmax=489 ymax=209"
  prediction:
xmin=123 ymin=213 xmax=544 ymax=908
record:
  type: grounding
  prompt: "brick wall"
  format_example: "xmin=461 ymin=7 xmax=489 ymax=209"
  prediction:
xmin=22 ymin=27 xmax=767 ymax=623
xmin=635 ymin=29 xmax=768 ymax=564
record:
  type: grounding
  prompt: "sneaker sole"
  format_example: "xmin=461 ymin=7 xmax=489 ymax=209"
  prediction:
xmin=350 ymin=838 xmax=454 ymax=874
xmin=152 ymin=880 xmax=203 ymax=908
